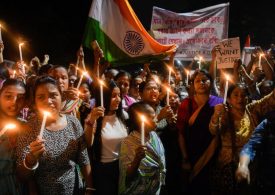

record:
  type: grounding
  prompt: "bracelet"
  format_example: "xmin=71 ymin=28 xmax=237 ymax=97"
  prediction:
xmin=23 ymin=158 xmax=39 ymax=170
xmin=85 ymin=187 xmax=96 ymax=191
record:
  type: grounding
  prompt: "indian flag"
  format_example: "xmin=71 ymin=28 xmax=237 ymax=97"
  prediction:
xmin=82 ymin=0 xmax=177 ymax=66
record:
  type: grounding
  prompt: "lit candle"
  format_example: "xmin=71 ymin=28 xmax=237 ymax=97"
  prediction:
xmin=39 ymin=111 xmax=50 ymax=138
xmin=140 ymin=115 xmax=145 ymax=146
xmin=0 ymin=24 xmax=2 ymax=42
xmin=258 ymin=53 xmax=264 ymax=70
xmin=76 ymin=71 xmax=87 ymax=89
xmin=168 ymin=66 xmax=172 ymax=85
xmin=166 ymin=87 xmax=170 ymax=106
xmin=99 ymin=79 xmax=104 ymax=107
xmin=19 ymin=43 xmax=24 ymax=62
xmin=223 ymin=74 xmax=230 ymax=104
xmin=0 ymin=123 xmax=16 ymax=137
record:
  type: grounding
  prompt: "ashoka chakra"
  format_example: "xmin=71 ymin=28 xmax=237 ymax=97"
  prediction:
xmin=123 ymin=31 xmax=145 ymax=55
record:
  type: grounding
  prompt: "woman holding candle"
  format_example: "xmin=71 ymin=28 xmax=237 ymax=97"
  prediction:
xmin=16 ymin=76 xmax=92 ymax=194
xmin=209 ymin=83 xmax=275 ymax=194
xmin=49 ymin=65 xmax=81 ymax=117
xmin=0 ymin=79 xmax=26 ymax=195
xmin=118 ymin=102 xmax=165 ymax=195
xmin=115 ymin=70 xmax=136 ymax=111
xmin=84 ymin=80 xmax=128 ymax=195
xmin=176 ymin=69 xmax=223 ymax=195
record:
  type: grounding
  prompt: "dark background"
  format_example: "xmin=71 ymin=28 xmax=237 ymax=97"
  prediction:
xmin=0 ymin=0 xmax=274 ymax=67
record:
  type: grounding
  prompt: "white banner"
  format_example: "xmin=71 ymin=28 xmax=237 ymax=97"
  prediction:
xmin=150 ymin=3 xmax=229 ymax=61
xmin=216 ymin=37 xmax=241 ymax=69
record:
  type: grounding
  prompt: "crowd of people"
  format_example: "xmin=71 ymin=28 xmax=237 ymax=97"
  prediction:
xmin=1 ymin=38 xmax=275 ymax=195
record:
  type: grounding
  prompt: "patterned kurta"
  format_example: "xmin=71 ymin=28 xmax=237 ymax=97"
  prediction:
xmin=119 ymin=131 xmax=166 ymax=195
xmin=16 ymin=115 xmax=90 ymax=195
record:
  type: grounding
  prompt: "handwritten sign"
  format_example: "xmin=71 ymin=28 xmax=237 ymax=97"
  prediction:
xmin=216 ymin=37 xmax=240 ymax=69
xmin=151 ymin=3 xmax=229 ymax=61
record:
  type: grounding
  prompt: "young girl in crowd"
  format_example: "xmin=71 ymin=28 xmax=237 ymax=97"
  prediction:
xmin=78 ymin=79 xmax=95 ymax=127
xmin=16 ymin=76 xmax=92 ymax=195
xmin=84 ymin=80 xmax=128 ymax=195
xmin=0 ymin=79 xmax=26 ymax=195
xmin=119 ymin=102 xmax=166 ymax=195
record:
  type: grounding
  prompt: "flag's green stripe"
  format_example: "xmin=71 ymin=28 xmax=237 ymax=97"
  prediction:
xmin=82 ymin=18 xmax=168 ymax=67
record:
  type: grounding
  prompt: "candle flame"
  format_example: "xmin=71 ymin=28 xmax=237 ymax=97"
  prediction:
xmin=225 ymin=74 xmax=230 ymax=81
xmin=259 ymin=53 xmax=264 ymax=57
xmin=4 ymin=123 xmax=16 ymax=130
xmin=140 ymin=115 xmax=146 ymax=122
xmin=98 ymin=79 xmax=105 ymax=86
xmin=43 ymin=111 xmax=51 ymax=117
xmin=19 ymin=43 xmax=24 ymax=47
xmin=82 ymin=71 xmax=88 ymax=76
xmin=185 ymin=69 xmax=189 ymax=74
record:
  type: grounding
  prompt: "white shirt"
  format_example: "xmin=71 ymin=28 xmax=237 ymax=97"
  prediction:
xmin=101 ymin=114 xmax=128 ymax=163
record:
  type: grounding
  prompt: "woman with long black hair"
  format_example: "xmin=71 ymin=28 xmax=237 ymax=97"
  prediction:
xmin=84 ymin=80 xmax=128 ymax=195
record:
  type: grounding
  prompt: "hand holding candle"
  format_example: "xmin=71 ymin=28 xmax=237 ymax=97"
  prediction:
xmin=0 ymin=123 xmax=16 ymax=137
xmin=140 ymin=115 xmax=146 ymax=146
xmin=39 ymin=111 xmax=50 ymax=138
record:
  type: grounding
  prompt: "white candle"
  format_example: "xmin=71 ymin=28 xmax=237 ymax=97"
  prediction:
xmin=39 ymin=111 xmax=50 ymax=138
xmin=12 ymin=70 xmax=16 ymax=79
xmin=258 ymin=54 xmax=263 ymax=70
xmin=0 ymin=24 xmax=2 ymax=42
xmin=99 ymin=79 xmax=104 ymax=107
xmin=168 ymin=66 xmax=172 ymax=85
xmin=166 ymin=87 xmax=170 ymax=106
xmin=19 ymin=43 xmax=24 ymax=62
xmin=76 ymin=71 xmax=87 ymax=89
xmin=140 ymin=115 xmax=145 ymax=145
xmin=0 ymin=124 xmax=16 ymax=137
xmin=223 ymin=75 xmax=229 ymax=104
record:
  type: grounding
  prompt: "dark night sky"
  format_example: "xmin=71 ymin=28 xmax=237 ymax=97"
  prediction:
xmin=1 ymin=0 xmax=275 ymax=66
